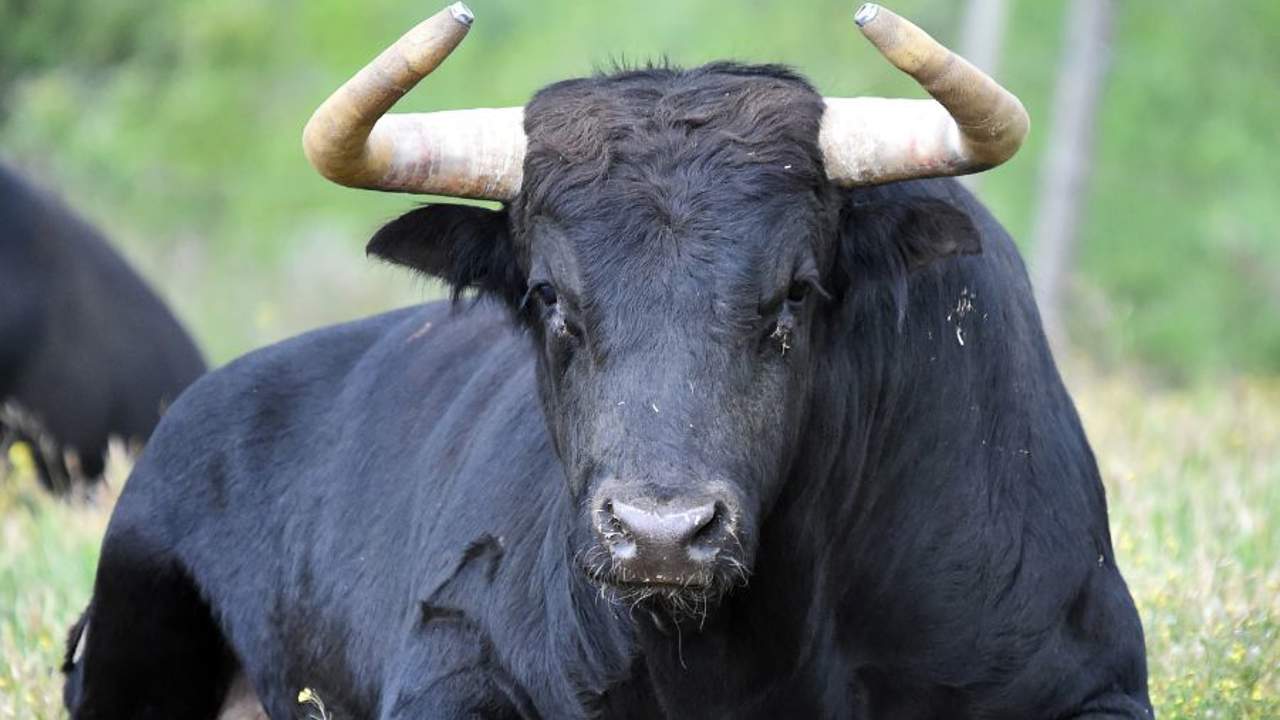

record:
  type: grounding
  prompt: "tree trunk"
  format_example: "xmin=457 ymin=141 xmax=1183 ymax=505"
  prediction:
xmin=1030 ymin=0 xmax=1115 ymax=348
xmin=959 ymin=0 xmax=1009 ymax=76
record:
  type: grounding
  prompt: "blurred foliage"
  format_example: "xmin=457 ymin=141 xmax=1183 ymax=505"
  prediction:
xmin=0 ymin=0 xmax=1276 ymax=377
xmin=1076 ymin=0 xmax=1280 ymax=380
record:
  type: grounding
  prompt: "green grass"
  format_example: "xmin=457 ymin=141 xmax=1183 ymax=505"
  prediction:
xmin=0 ymin=447 xmax=113 ymax=718
xmin=1 ymin=373 xmax=1277 ymax=718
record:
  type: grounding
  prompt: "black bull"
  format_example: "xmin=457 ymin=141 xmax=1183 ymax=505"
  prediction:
xmin=0 ymin=164 xmax=205 ymax=491
xmin=65 ymin=65 xmax=1151 ymax=718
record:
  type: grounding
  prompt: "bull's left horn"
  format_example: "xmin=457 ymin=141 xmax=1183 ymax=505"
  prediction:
xmin=820 ymin=3 xmax=1030 ymax=186
xmin=302 ymin=2 xmax=526 ymax=200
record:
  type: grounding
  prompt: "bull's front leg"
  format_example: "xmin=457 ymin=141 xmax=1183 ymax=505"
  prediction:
xmin=1064 ymin=693 xmax=1155 ymax=719
xmin=379 ymin=604 xmax=539 ymax=720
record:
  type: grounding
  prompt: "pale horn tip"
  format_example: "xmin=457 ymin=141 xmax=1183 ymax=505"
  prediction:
xmin=853 ymin=3 xmax=880 ymax=28
xmin=448 ymin=2 xmax=475 ymax=27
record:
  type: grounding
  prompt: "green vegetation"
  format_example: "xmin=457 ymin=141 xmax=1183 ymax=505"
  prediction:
xmin=2 ymin=374 xmax=1277 ymax=718
xmin=1 ymin=0 xmax=1276 ymax=375
xmin=0 ymin=449 xmax=108 ymax=718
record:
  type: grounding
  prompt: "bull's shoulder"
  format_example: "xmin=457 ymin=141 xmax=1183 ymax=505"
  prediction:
xmin=106 ymin=304 xmax=412 ymax=518
xmin=149 ymin=304 xmax=431 ymax=438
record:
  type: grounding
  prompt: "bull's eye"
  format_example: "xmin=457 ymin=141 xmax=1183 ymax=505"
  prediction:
xmin=533 ymin=282 xmax=558 ymax=307
xmin=786 ymin=280 xmax=811 ymax=304
xmin=529 ymin=282 xmax=581 ymax=344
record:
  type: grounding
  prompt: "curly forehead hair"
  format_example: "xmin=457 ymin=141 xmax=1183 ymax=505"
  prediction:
xmin=513 ymin=62 xmax=830 ymax=222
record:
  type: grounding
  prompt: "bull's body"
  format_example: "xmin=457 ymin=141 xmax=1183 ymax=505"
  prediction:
xmin=0 ymin=164 xmax=205 ymax=490
xmin=68 ymin=176 xmax=1150 ymax=717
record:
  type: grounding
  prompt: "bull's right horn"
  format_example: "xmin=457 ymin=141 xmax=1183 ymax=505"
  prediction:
xmin=302 ymin=2 xmax=526 ymax=200
xmin=820 ymin=3 xmax=1030 ymax=186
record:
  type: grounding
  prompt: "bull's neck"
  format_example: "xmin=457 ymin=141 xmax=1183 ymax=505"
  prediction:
xmin=541 ymin=401 xmax=850 ymax=716
xmin=535 ymin=492 xmax=832 ymax=715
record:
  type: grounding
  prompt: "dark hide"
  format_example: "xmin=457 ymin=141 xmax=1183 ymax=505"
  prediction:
xmin=67 ymin=64 xmax=1150 ymax=718
xmin=0 ymin=164 xmax=206 ymax=492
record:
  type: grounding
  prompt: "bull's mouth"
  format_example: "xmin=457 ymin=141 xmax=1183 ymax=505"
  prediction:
xmin=578 ymin=544 xmax=750 ymax=621
xmin=596 ymin=575 xmax=734 ymax=621
xmin=601 ymin=573 xmax=716 ymax=594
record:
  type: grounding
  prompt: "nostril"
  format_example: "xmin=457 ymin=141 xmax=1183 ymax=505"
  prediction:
xmin=674 ymin=501 xmax=717 ymax=547
xmin=596 ymin=500 xmax=626 ymax=541
xmin=689 ymin=500 xmax=736 ymax=552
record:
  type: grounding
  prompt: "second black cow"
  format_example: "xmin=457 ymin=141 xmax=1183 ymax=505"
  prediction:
xmin=0 ymin=163 xmax=205 ymax=492
xmin=66 ymin=3 xmax=1151 ymax=718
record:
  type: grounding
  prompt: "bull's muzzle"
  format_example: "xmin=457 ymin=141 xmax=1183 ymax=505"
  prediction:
xmin=591 ymin=483 xmax=741 ymax=588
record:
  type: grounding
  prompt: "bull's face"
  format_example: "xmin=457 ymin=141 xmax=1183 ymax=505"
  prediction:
xmin=516 ymin=71 xmax=841 ymax=612
xmin=523 ymin=194 xmax=831 ymax=611
xmin=371 ymin=68 xmax=839 ymax=613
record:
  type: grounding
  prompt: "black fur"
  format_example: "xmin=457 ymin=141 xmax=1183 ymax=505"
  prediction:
xmin=368 ymin=203 xmax=524 ymax=308
xmin=67 ymin=64 xmax=1150 ymax=718
xmin=0 ymin=164 xmax=206 ymax=492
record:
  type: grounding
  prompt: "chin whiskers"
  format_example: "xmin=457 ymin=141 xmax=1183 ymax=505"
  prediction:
xmin=575 ymin=538 xmax=751 ymax=628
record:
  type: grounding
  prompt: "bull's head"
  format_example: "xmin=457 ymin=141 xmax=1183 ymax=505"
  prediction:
xmin=304 ymin=3 xmax=1026 ymax=615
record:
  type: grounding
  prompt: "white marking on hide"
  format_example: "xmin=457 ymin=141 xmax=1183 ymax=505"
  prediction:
xmin=218 ymin=671 xmax=268 ymax=720
xmin=72 ymin=620 xmax=88 ymax=663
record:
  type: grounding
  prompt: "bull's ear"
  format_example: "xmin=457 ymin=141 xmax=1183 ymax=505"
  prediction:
xmin=864 ymin=198 xmax=981 ymax=271
xmin=838 ymin=196 xmax=982 ymax=293
xmin=367 ymin=204 xmax=525 ymax=307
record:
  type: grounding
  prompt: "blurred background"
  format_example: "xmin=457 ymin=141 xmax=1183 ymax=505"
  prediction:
xmin=2 ymin=0 xmax=1277 ymax=376
xmin=1 ymin=0 xmax=1277 ymax=717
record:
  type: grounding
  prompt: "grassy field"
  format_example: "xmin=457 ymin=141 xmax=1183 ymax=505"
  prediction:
xmin=1 ymin=373 xmax=1277 ymax=718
